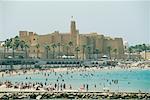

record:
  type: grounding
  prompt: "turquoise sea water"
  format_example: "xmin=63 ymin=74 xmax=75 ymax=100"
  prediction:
xmin=0 ymin=67 xmax=150 ymax=93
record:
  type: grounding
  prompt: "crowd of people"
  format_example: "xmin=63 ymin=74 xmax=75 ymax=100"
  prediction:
xmin=0 ymin=63 xmax=149 ymax=93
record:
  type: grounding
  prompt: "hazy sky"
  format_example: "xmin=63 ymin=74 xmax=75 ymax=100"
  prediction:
xmin=0 ymin=0 xmax=149 ymax=45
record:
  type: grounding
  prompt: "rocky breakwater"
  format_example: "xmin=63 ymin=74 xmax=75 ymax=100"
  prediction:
xmin=0 ymin=92 xmax=150 ymax=99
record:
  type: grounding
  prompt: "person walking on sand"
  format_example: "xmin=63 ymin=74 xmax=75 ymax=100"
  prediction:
xmin=69 ymin=84 xmax=72 ymax=90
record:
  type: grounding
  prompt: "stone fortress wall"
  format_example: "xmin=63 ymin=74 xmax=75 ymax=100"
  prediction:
xmin=19 ymin=20 xmax=124 ymax=59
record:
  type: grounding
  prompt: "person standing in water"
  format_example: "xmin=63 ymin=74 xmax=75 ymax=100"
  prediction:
xmin=86 ymin=84 xmax=89 ymax=92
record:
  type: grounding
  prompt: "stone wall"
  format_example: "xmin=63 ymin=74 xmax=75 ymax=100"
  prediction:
xmin=18 ymin=21 xmax=124 ymax=59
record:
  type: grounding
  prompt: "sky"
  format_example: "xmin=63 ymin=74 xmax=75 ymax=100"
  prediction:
xmin=0 ymin=0 xmax=149 ymax=45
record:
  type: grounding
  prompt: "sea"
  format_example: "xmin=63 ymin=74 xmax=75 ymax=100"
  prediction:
xmin=0 ymin=67 xmax=150 ymax=93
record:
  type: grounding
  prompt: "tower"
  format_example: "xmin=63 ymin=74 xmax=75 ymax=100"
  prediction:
xmin=70 ymin=20 xmax=76 ymax=35
xmin=70 ymin=16 xmax=77 ymax=35
xmin=70 ymin=16 xmax=77 ymax=47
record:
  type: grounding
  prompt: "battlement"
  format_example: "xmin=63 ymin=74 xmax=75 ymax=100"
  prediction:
xmin=29 ymin=32 xmax=34 ymax=36
xmin=19 ymin=31 xmax=35 ymax=37
xmin=114 ymin=38 xmax=122 ymax=40
xmin=19 ymin=31 xmax=28 ymax=37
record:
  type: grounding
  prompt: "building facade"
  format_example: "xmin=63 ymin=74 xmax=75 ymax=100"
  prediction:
xmin=19 ymin=20 xmax=124 ymax=59
xmin=140 ymin=51 xmax=150 ymax=60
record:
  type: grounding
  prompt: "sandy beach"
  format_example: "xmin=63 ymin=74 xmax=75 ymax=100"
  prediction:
xmin=0 ymin=65 xmax=150 ymax=78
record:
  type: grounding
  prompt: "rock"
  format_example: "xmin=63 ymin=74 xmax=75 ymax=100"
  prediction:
xmin=36 ymin=95 xmax=42 ymax=100
xmin=1 ymin=95 xmax=9 ymax=99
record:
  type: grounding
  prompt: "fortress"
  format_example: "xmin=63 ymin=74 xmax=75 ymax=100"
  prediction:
xmin=19 ymin=20 xmax=124 ymax=59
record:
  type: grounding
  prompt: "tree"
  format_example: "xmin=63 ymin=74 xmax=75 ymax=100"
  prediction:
xmin=57 ymin=43 xmax=61 ymax=59
xmin=45 ymin=45 xmax=50 ymax=59
xmin=87 ymin=46 xmax=91 ymax=59
xmin=2 ymin=44 xmax=6 ymax=59
xmin=107 ymin=46 xmax=112 ymax=59
xmin=36 ymin=44 xmax=40 ymax=58
xmin=95 ymin=49 xmax=99 ymax=60
xmin=5 ymin=38 xmax=20 ymax=58
xmin=24 ymin=43 xmax=29 ymax=59
xmin=66 ymin=45 xmax=69 ymax=59
xmin=113 ymin=48 xmax=117 ymax=60
xmin=128 ymin=47 xmax=133 ymax=59
xmin=68 ymin=41 xmax=73 ymax=55
xmin=142 ymin=44 xmax=147 ymax=60
xmin=14 ymin=36 xmax=20 ymax=50
xmin=82 ymin=45 xmax=86 ymax=60
xmin=5 ymin=39 xmax=12 ymax=52
xmin=51 ymin=43 xmax=57 ymax=59
xmin=75 ymin=47 xmax=80 ymax=59
xmin=10 ymin=43 xmax=16 ymax=58
xmin=20 ymin=40 xmax=25 ymax=51
xmin=61 ymin=44 xmax=65 ymax=56
xmin=18 ymin=40 xmax=29 ymax=59
xmin=137 ymin=48 xmax=142 ymax=60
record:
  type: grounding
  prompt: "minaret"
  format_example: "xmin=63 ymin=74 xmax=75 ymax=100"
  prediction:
xmin=70 ymin=16 xmax=76 ymax=35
